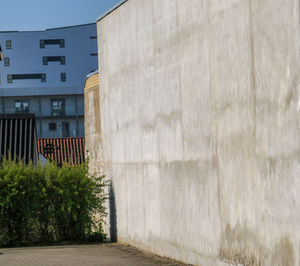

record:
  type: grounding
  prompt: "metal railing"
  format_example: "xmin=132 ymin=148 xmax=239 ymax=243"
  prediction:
xmin=0 ymin=114 xmax=38 ymax=164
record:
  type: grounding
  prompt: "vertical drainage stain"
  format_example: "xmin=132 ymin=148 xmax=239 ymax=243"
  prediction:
xmin=270 ymin=237 xmax=295 ymax=266
xmin=219 ymin=224 xmax=295 ymax=266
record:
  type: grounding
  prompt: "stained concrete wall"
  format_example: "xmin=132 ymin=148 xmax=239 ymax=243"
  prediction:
xmin=94 ymin=0 xmax=300 ymax=265
xmin=84 ymin=72 xmax=102 ymax=171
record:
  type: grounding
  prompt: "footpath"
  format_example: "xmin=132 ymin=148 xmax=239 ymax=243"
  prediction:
xmin=0 ymin=243 xmax=186 ymax=265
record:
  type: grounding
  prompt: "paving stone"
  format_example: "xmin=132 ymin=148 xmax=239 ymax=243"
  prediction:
xmin=0 ymin=243 xmax=186 ymax=266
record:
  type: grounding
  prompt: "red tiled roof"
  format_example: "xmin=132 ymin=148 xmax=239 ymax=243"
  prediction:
xmin=37 ymin=137 xmax=85 ymax=165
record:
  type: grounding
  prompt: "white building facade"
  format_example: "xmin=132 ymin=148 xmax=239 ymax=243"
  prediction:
xmin=0 ymin=23 xmax=98 ymax=138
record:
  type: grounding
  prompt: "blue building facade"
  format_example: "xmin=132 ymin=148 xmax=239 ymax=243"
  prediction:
xmin=0 ymin=23 xmax=98 ymax=138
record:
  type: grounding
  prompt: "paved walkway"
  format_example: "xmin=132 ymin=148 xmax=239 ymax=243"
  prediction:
xmin=0 ymin=243 xmax=186 ymax=266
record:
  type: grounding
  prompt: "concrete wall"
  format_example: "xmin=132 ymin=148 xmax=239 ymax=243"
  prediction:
xmin=84 ymin=72 xmax=102 ymax=171
xmin=94 ymin=0 xmax=300 ymax=265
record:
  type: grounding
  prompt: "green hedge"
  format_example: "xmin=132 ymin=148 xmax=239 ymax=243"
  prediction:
xmin=0 ymin=159 xmax=107 ymax=247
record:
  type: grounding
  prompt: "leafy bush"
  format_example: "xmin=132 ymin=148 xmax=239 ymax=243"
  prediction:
xmin=0 ymin=159 xmax=107 ymax=247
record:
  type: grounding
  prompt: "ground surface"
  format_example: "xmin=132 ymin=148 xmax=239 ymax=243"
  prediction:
xmin=0 ymin=243 xmax=186 ymax=266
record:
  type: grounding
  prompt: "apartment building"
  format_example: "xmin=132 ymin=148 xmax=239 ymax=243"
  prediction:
xmin=0 ymin=23 xmax=98 ymax=138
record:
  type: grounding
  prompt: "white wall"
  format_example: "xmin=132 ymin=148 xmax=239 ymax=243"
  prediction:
xmin=95 ymin=0 xmax=300 ymax=265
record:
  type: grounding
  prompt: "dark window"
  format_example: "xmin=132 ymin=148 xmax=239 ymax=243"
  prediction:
xmin=61 ymin=72 xmax=66 ymax=82
xmin=62 ymin=122 xmax=70 ymax=137
xmin=51 ymin=99 xmax=65 ymax=117
xmin=15 ymin=100 xmax=29 ymax=114
xmin=60 ymin=39 xmax=65 ymax=48
xmin=43 ymin=56 xmax=65 ymax=65
xmin=49 ymin=123 xmax=57 ymax=131
xmin=89 ymin=36 xmax=97 ymax=39
xmin=90 ymin=53 xmax=98 ymax=56
xmin=41 ymin=73 xmax=46 ymax=82
xmin=40 ymin=39 xmax=65 ymax=48
xmin=4 ymin=57 xmax=9 ymax=67
xmin=6 ymin=40 xmax=11 ymax=49
xmin=7 ymin=73 xmax=46 ymax=83
xmin=60 ymin=56 xmax=65 ymax=65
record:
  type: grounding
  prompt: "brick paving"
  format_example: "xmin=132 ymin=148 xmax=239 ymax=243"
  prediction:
xmin=0 ymin=243 xmax=186 ymax=266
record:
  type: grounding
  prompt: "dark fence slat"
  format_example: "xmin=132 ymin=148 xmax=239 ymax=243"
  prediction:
xmin=0 ymin=115 xmax=37 ymax=163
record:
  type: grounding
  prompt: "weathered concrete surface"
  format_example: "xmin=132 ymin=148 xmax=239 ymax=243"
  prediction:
xmin=93 ymin=0 xmax=300 ymax=265
xmin=84 ymin=71 xmax=102 ymax=172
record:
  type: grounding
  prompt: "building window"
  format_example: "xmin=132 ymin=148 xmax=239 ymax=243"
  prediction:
xmin=7 ymin=73 xmax=46 ymax=83
xmin=49 ymin=123 xmax=57 ymax=131
xmin=4 ymin=57 xmax=9 ymax=67
xmin=43 ymin=56 xmax=65 ymax=65
xmin=60 ymin=39 xmax=65 ymax=48
xmin=15 ymin=100 xmax=29 ymax=114
xmin=90 ymin=53 xmax=98 ymax=56
xmin=41 ymin=73 xmax=46 ymax=82
xmin=60 ymin=56 xmax=65 ymax=65
xmin=61 ymin=72 xmax=66 ymax=82
xmin=6 ymin=40 xmax=11 ymax=49
xmin=40 ymin=39 xmax=65 ymax=48
xmin=51 ymin=99 xmax=65 ymax=117
xmin=62 ymin=122 xmax=70 ymax=137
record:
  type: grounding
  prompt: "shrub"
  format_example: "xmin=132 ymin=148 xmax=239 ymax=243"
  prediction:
xmin=0 ymin=159 xmax=107 ymax=247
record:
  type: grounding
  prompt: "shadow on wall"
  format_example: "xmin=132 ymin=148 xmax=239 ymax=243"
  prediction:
xmin=109 ymin=183 xmax=117 ymax=242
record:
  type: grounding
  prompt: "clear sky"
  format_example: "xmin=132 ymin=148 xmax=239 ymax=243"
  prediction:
xmin=0 ymin=0 xmax=122 ymax=31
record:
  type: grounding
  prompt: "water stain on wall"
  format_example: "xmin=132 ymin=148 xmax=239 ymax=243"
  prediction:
xmin=270 ymin=237 xmax=295 ymax=266
xmin=219 ymin=224 xmax=264 ymax=266
xmin=219 ymin=224 xmax=295 ymax=266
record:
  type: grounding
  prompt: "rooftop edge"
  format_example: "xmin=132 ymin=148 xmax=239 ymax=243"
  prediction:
xmin=0 ymin=23 xmax=96 ymax=34
xmin=97 ymin=0 xmax=128 ymax=22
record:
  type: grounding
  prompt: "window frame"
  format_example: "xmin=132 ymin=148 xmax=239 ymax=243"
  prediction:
xmin=43 ymin=56 xmax=66 ymax=65
xmin=4 ymin=57 xmax=9 ymax=67
xmin=6 ymin=40 xmax=11 ymax=49
xmin=40 ymin=39 xmax=65 ymax=48
xmin=51 ymin=98 xmax=65 ymax=117
xmin=61 ymin=72 xmax=66 ymax=82
xmin=49 ymin=122 xmax=57 ymax=131
xmin=14 ymin=99 xmax=29 ymax=114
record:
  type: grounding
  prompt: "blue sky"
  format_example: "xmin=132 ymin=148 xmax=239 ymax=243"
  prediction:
xmin=0 ymin=0 xmax=121 ymax=31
